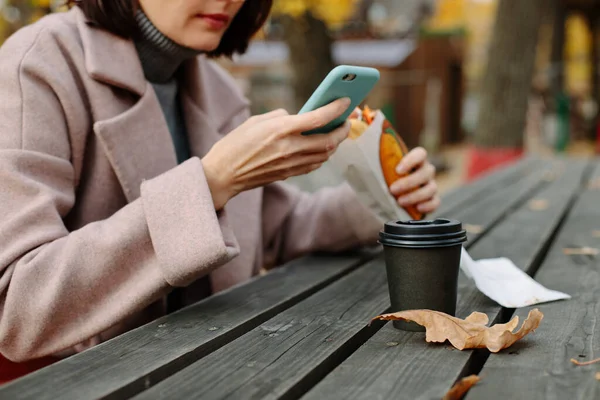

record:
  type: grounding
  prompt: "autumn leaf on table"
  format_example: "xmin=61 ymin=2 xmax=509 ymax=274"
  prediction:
xmin=570 ymin=356 xmax=600 ymax=366
xmin=443 ymin=375 xmax=480 ymax=400
xmin=371 ymin=309 xmax=543 ymax=353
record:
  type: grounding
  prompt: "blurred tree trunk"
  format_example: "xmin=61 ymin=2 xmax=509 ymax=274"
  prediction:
xmin=280 ymin=11 xmax=335 ymax=111
xmin=473 ymin=0 xmax=546 ymax=148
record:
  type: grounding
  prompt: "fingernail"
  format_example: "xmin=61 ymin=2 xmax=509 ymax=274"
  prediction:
xmin=396 ymin=163 xmax=406 ymax=174
xmin=397 ymin=197 xmax=409 ymax=206
xmin=340 ymin=97 xmax=351 ymax=107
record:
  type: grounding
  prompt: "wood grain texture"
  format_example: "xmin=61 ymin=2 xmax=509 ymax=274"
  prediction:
xmin=131 ymin=257 xmax=390 ymax=400
xmin=432 ymin=156 xmax=539 ymax=218
xmin=449 ymin=159 xmax=554 ymax=245
xmin=467 ymin=161 xmax=600 ymax=400
xmin=129 ymin=159 xmax=553 ymax=400
xmin=302 ymin=159 xmax=590 ymax=400
xmin=133 ymin=160 xmax=572 ymax=400
xmin=0 ymin=158 xmax=535 ymax=399
xmin=0 ymin=253 xmax=373 ymax=400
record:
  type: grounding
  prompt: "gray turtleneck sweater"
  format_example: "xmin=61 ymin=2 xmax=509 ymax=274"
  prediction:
xmin=134 ymin=10 xmax=198 ymax=164
xmin=133 ymin=11 xmax=211 ymax=311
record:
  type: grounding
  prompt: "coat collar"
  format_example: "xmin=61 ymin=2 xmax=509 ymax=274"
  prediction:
xmin=74 ymin=6 xmax=249 ymax=129
xmin=75 ymin=7 xmax=147 ymax=96
xmin=73 ymin=7 xmax=250 ymax=202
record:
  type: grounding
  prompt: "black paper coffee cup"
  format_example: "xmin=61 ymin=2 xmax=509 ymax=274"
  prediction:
xmin=379 ymin=218 xmax=467 ymax=331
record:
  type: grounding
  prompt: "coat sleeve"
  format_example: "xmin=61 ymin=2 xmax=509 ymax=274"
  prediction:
xmin=261 ymin=181 xmax=383 ymax=267
xmin=0 ymin=27 xmax=239 ymax=361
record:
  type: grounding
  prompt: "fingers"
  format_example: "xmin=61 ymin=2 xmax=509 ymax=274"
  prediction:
xmin=248 ymin=108 xmax=289 ymax=124
xmin=396 ymin=180 xmax=438 ymax=207
xmin=389 ymin=161 xmax=436 ymax=195
xmin=396 ymin=147 xmax=428 ymax=175
xmin=290 ymin=120 xmax=351 ymax=155
xmin=327 ymin=120 xmax=352 ymax=148
xmin=416 ymin=194 xmax=441 ymax=213
xmin=286 ymin=97 xmax=351 ymax=133
xmin=238 ymin=160 xmax=325 ymax=190
xmin=257 ymin=151 xmax=331 ymax=177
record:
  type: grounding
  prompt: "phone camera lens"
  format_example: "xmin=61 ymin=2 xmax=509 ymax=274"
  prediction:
xmin=342 ymin=74 xmax=356 ymax=81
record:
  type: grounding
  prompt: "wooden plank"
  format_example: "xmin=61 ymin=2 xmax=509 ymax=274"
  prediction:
xmin=0 ymin=252 xmax=374 ymax=400
xmin=0 ymin=156 xmax=534 ymax=400
xmin=432 ymin=156 xmax=540 ymax=218
xmin=448 ymin=159 xmax=553 ymax=244
xmin=129 ymin=160 xmax=561 ymax=400
xmin=302 ymin=158 xmax=590 ymax=400
xmin=131 ymin=257 xmax=391 ymax=400
xmin=467 ymin=160 xmax=600 ymax=400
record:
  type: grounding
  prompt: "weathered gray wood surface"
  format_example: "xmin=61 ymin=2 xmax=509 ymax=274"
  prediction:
xmin=0 ymin=154 xmax=535 ymax=400
xmin=0 ymin=253 xmax=373 ymax=400
xmin=467 ymin=161 xmax=600 ymax=400
xmin=449 ymin=159 xmax=552 ymax=244
xmin=302 ymin=158 xmax=590 ymax=400
xmin=130 ymin=159 xmax=563 ymax=400
xmin=432 ymin=156 xmax=540 ymax=219
xmin=1 ymin=156 xmax=591 ymax=400
xmin=132 ymin=257 xmax=390 ymax=400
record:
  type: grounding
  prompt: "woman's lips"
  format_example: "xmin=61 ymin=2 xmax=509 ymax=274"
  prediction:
xmin=197 ymin=13 xmax=230 ymax=30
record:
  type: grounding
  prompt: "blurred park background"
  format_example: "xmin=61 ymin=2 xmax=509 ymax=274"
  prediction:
xmin=2 ymin=0 xmax=600 ymax=192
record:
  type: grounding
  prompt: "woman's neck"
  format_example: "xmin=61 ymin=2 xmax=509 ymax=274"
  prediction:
xmin=133 ymin=10 xmax=200 ymax=83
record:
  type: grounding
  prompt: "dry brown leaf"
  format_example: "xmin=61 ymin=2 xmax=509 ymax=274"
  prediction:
xmin=588 ymin=178 xmax=600 ymax=190
xmin=542 ymin=171 xmax=557 ymax=182
xmin=443 ymin=375 xmax=480 ymax=400
xmin=570 ymin=357 xmax=600 ymax=366
xmin=372 ymin=309 xmax=543 ymax=353
xmin=464 ymin=224 xmax=483 ymax=234
xmin=595 ymin=372 xmax=600 ymax=380
xmin=563 ymin=247 xmax=599 ymax=256
xmin=528 ymin=199 xmax=549 ymax=211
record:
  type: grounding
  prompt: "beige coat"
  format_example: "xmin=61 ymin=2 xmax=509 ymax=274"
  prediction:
xmin=0 ymin=8 xmax=381 ymax=362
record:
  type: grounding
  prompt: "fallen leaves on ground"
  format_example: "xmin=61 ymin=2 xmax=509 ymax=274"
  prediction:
xmin=443 ymin=375 xmax=480 ymax=400
xmin=528 ymin=199 xmax=549 ymax=211
xmin=464 ymin=224 xmax=483 ymax=234
xmin=588 ymin=178 xmax=600 ymax=190
xmin=372 ymin=309 xmax=543 ymax=353
xmin=542 ymin=171 xmax=557 ymax=182
xmin=596 ymin=372 xmax=600 ymax=381
xmin=563 ymin=247 xmax=599 ymax=256
xmin=570 ymin=357 xmax=600 ymax=366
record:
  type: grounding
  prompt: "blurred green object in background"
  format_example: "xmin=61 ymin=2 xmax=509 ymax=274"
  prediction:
xmin=555 ymin=92 xmax=570 ymax=152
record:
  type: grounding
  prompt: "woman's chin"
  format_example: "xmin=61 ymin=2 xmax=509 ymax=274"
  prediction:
xmin=180 ymin=32 xmax=223 ymax=52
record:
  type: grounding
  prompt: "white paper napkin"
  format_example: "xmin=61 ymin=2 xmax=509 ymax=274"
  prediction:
xmin=460 ymin=247 xmax=571 ymax=308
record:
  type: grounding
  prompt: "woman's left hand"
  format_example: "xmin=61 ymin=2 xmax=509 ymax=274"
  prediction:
xmin=388 ymin=147 xmax=440 ymax=214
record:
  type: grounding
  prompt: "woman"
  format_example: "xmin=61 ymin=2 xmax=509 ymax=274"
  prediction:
xmin=0 ymin=0 xmax=439 ymax=379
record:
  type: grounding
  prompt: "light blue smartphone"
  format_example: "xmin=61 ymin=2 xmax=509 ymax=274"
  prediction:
xmin=298 ymin=65 xmax=380 ymax=135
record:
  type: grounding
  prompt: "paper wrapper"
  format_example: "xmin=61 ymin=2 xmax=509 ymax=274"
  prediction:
xmin=460 ymin=247 xmax=571 ymax=308
xmin=328 ymin=106 xmax=425 ymax=222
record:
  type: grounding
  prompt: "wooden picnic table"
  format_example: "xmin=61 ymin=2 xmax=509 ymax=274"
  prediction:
xmin=1 ymin=156 xmax=600 ymax=400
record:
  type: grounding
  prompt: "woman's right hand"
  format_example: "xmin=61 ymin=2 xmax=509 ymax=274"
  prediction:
xmin=202 ymin=98 xmax=351 ymax=210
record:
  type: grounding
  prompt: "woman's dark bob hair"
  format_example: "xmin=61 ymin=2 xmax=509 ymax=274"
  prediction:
xmin=68 ymin=0 xmax=272 ymax=58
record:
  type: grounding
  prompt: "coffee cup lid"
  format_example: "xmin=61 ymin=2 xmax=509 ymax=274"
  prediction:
xmin=379 ymin=218 xmax=467 ymax=249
